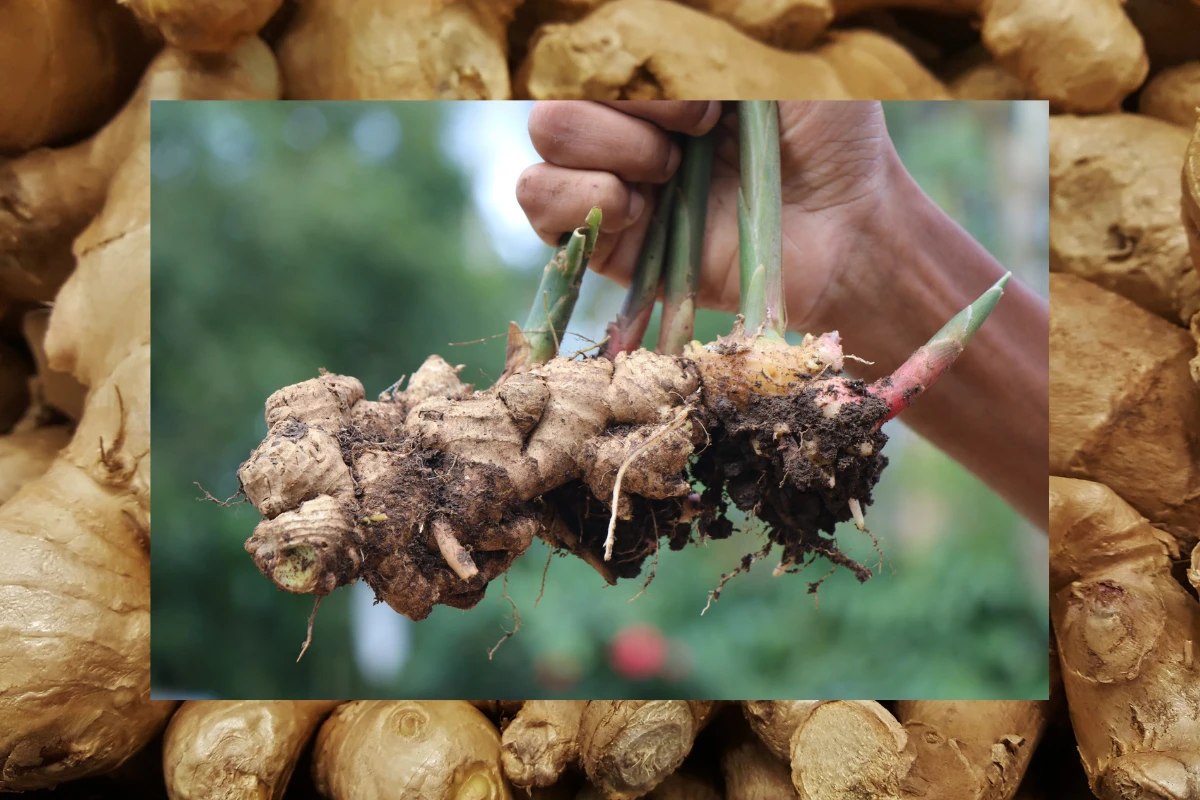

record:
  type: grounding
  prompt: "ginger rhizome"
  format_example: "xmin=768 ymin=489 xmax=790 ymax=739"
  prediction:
xmin=0 ymin=36 xmax=281 ymax=792
xmin=1049 ymin=478 xmax=1200 ymax=800
xmin=163 ymin=700 xmax=341 ymax=800
xmin=237 ymin=102 xmax=1010 ymax=632
xmin=276 ymin=0 xmax=524 ymax=100
xmin=1049 ymin=273 xmax=1200 ymax=544
xmin=0 ymin=0 xmax=154 ymax=153
xmin=1049 ymin=114 xmax=1198 ymax=327
xmin=312 ymin=701 xmax=511 ymax=800
xmin=738 ymin=700 xmax=1047 ymax=800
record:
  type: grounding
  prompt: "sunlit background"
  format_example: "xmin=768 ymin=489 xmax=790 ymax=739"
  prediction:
xmin=151 ymin=101 xmax=1049 ymax=700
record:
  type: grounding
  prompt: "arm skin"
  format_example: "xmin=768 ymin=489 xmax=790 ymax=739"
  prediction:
xmin=806 ymin=151 xmax=1049 ymax=530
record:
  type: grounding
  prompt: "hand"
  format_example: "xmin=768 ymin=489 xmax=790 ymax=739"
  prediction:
xmin=516 ymin=100 xmax=895 ymax=334
xmin=519 ymin=100 xmax=1049 ymax=529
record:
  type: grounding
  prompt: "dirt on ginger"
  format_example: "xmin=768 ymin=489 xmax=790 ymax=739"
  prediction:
xmin=312 ymin=701 xmax=511 ymax=800
xmin=276 ymin=0 xmax=524 ymax=99
xmin=163 ymin=700 xmax=341 ymax=800
xmin=1049 ymin=477 xmax=1200 ymax=800
xmin=1049 ymin=273 xmax=1200 ymax=545
xmin=1049 ymin=114 xmax=1199 ymax=327
xmin=0 ymin=38 xmax=280 ymax=793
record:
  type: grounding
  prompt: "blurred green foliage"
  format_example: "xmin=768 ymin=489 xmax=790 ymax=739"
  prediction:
xmin=151 ymin=101 xmax=1048 ymax=700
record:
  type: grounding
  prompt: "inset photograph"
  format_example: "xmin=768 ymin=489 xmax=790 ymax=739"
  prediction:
xmin=151 ymin=100 xmax=1049 ymax=700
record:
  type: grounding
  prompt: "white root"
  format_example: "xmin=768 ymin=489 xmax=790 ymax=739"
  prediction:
xmin=432 ymin=517 xmax=479 ymax=581
xmin=849 ymin=498 xmax=865 ymax=531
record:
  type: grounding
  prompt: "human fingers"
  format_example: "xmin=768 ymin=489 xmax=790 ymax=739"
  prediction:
xmin=528 ymin=101 xmax=681 ymax=184
xmin=598 ymin=101 xmax=723 ymax=136
xmin=516 ymin=162 xmax=646 ymax=246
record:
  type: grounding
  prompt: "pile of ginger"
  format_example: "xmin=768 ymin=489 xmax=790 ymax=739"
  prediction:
xmin=3 ymin=1 xmax=1200 ymax=798
xmin=4 ymin=698 xmax=1156 ymax=799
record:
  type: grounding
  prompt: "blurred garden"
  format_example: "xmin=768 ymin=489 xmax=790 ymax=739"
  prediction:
xmin=150 ymin=101 xmax=1049 ymax=700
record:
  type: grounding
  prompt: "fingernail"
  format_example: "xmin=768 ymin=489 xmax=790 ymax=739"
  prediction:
xmin=665 ymin=145 xmax=681 ymax=179
xmin=626 ymin=190 xmax=646 ymax=224
xmin=696 ymin=101 xmax=722 ymax=134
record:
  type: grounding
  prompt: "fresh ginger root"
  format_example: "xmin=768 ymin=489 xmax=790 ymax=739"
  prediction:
xmin=777 ymin=700 xmax=914 ymax=800
xmin=0 ymin=426 xmax=70 ymax=504
xmin=517 ymin=0 xmax=852 ymax=99
xmin=312 ymin=701 xmax=511 ymax=800
xmin=276 ymin=0 xmax=524 ymax=99
xmin=24 ymin=309 xmax=86 ymax=421
xmin=720 ymin=711 xmax=798 ymax=799
xmin=502 ymin=700 xmax=586 ymax=789
xmin=0 ymin=0 xmax=154 ymax=153
xmin=816 ymin=28 xmax=951 ymax=99
xmin=1184 ymin=117 xmax=1200 ymax=278
xmin=942 ymin=47 xmax=1027 ymax=100
xmin=1138 ymin=63 xmax=1200 ymax=128
xmin=1050 ymin=477 xmax=1200 ymax=800
xmin=742 ymin=700 xmax=1045 ymax=800
xmin=675 ymin=0 xmax=834 ymax=49
xmin=1049 ymin=114 xmax=1199 ymax=326
xmin=831 ymin=0 xmax=1147 ymax=111
xmin=892 ymin=701 xmax=1049 ymax=800
xmin=576 ymin=701 xmax=716 ymax=799
xmin=1049 ymin=273 xmax=1200 ymax=544
xmin=1 ymin=36 xmax=283 ymax=304
xmin=0 ymin=39 xmax=280 ymax=792
xmin=163 ymin=700 xmax=341 ymax=800
xmin=119 ymin=0 xmax=285 ymax=52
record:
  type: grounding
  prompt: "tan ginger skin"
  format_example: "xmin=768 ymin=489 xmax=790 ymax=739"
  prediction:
xmin=1050 ymin=478 xmax=1200 ymax=800
xmin=276 ymin=0 xmax=524 ymax=99
xmin=1138 ymin=64 xmax=1200 ymax=129
xmin=502 ymin=700 xmax=587 ymax=789
xmin=1050 ymin=114 xmax=1199 ymax=327
xmin=312 ymin=701 xmax=511 ymax=800
xmin=0 ymin=37 xmax=280 ymax=792
xmin=577 ymin=701 xmax=717 ymax=800
xmin=119 ymin=0 xmax=285 ymax=53
xmin=517 ymin=0 xmax=852 ymax=99
xmin=832 ymin=0 xmax=1147 ymax=111
xmin=1049 ymin=273 xmax=1200 ymax=545
xmin=518 ymin=0 xmax=1145 ymax=109
xmin=720 ymin=711 xmax=799 ymax=799
xmin=163 ymin=701 xmax=341 ymax=800
xmin=741 ymin=700 xmax=1045 ymax=799
xmin=23 ymin=308 xmax=86 ymax=421
xmin=0 ymin=0 xmax=154 ymax=153
xmin=892 ymin=701 xmax=1049 ymax=800
xmin=1 ymin=34 xmax=284 ymax=305
xmin=0 ymin=426 xmax=70 ymax=504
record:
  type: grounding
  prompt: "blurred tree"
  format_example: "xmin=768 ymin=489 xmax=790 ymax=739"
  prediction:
xmin=151 ymin=102 xmax=1048 ymax=700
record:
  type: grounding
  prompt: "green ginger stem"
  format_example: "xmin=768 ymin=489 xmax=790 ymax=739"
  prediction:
xmin=658 ymin=128 xmax=716 ymax=355
xmin=737 ymin=101 xmax=786 ymax=340
xmin=523 ymin=207 xmax=602 ymax=364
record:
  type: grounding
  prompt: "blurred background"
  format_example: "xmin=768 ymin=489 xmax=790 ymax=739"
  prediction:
xmin=151 ymin=101 xmax=1049 ymax=700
